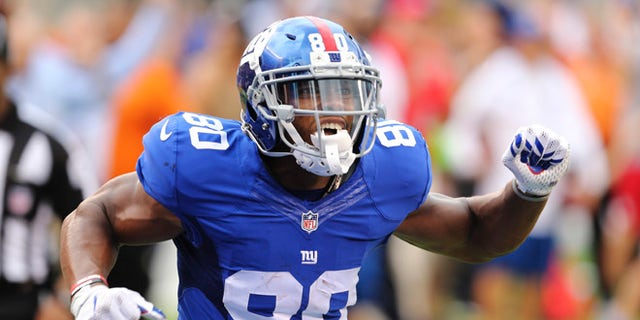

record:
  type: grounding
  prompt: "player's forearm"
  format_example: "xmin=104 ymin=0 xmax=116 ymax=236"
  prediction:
xmin=464 ymin=180 xmax=547 ymax=259
xmin=60 ymin=201 xmax=119 ymax=285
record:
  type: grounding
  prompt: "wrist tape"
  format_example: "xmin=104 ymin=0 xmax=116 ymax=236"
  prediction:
xmin=70 ymin=274 xmax=109 ymax=299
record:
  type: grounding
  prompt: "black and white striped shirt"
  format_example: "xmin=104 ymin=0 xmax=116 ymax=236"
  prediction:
xmin=0 ymin=100 xmax=96 ymax=290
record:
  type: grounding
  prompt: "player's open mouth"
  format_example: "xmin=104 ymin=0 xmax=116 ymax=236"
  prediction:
xmin=320 ymin=122 xmax=345 ymax=135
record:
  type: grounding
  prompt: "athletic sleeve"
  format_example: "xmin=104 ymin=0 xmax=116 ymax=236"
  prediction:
xmin=136 ymin=113 xmax=182 ymax=213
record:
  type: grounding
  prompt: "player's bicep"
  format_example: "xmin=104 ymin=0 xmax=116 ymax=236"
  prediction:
xmin=97 ymin=172 xmax=183 ymax=244
xmin=394 ymin=193 xmax=472 ymax=257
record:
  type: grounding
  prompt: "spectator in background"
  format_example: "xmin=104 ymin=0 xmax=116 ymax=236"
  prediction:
xmin=599 ymin=142 xmax=640 ymax=320
xmin=596 ymin=3 xmax=640 ymax=317
xmin=543 ymin=3 xmax=639 ymax=319
xmin=108 ymin=56 xmax=189 ymax=178
xmin=180 ymin=1 xmax=248 ymax=120
xmin=442 ymin=1 xmax=608 ymax=319
xmin=108 ymin=0 xmax=201 ymax=179
xmin=5 ymin=0 xmax=177 ymax=303
xmin=7 ymin=0 xmax=173 ymax=182
xmin=0 ymin=11 xmax=97 ymax=319
xmin=548 ymin=1 xmax=626 ymax=149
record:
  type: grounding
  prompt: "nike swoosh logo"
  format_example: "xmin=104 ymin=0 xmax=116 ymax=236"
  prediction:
xmin=160 ymin=120 xmax=173 ymax=141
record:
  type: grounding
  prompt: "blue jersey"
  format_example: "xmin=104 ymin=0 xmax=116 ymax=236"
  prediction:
xmin=136 ymin=112 xmax=432 ymax=319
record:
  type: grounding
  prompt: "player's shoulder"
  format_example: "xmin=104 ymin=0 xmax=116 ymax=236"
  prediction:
xmin=144 ymin=111 xmax=254 ymax=167
xmin=145 ymin=111 xmax=246 ymax=152
xmin=138 ymin=111 xmax=257 ymax=212
xmin=152 ymin=111 xmax=242 ymax=136
xmin=368 ymin=119 xmax=431 ymax=175
xmin=371 ymin=119 xmax=428 ymax=160
xmin=359 ymin=119 xmax=432 ymax=217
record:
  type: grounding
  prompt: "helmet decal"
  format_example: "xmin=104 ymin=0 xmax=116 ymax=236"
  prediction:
xmin=306 ymin=16 xmax=339 ymax=51
xmin=240 ymin=21 xmax=277 ymax=74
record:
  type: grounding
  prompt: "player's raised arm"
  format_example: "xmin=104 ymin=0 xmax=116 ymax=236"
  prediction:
xmin=60 ymin=172 xmax=183 ymax=319
xmin=394 ymin=125 xmax=570 ymax=263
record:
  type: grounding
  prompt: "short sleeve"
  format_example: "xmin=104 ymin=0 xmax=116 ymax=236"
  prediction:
xmin=136 ymin=114 xmax=181 ymax=212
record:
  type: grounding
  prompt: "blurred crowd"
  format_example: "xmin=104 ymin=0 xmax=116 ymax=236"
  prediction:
xmin=1 ymin=0 xmax=638 ymax=319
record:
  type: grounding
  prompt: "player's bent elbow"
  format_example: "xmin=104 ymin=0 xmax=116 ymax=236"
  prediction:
xmin=62 ymin=200 xmax=113 ymax=239
xmin=450 ymin=251 xmax=499 ymax=264
xmin=472 ymin=242 xmax=525 ymax=263
xmin=456 ymin=239 xmax=525 ymax=264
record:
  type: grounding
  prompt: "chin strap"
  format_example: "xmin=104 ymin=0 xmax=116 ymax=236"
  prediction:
xmin=311 ymin=130 xmax=355 ymax=175
xmin=294 ymin=129 xmax=355 ymax=176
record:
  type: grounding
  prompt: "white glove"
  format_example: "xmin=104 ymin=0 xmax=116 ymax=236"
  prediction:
xmin=71 ymin=284 xmax=166 ymax=320
xmin=502 ymin=124 xmax=570 ymax=197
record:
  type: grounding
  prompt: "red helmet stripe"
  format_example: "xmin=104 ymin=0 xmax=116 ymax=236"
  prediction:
xmin=306 ymin=16 xmax=338 ymax=51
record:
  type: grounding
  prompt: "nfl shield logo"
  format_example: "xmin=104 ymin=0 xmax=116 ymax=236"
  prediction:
xmin=301 ymin=211 xmax=319 ymax=233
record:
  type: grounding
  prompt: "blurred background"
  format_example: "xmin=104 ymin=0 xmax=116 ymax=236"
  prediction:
xmin=1 ymin=0 xmax=638 ymax=319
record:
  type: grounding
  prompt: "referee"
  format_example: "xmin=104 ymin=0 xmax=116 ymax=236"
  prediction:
xmin=0 ymin=13 xmax=96 ymax=319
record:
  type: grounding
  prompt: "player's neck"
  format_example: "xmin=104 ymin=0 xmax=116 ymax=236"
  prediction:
xmin=262 ymin=155 xmax=334 ymax=191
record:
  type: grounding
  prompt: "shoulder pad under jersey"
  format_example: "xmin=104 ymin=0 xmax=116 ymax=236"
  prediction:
xmin=136 ymin=112 xmax=256 ymax=214
xmin=361 ymin=120 xmax=432 ymax=220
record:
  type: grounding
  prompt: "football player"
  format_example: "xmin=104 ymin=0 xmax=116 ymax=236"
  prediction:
xmin=60 ymin=16 xmax=570 ymax=319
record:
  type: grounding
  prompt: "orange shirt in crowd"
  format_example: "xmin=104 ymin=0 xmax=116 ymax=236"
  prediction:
xmin=108 ymin=58 xmax=191 ymax=179
xmin=560 ymin=55 xmax=625 ymax=146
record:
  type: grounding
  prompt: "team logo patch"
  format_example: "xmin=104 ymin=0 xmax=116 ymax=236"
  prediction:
xmin=300 ymin=250 xmax=318 ymax=265
xmin=328 ymin=52 xmax=341 ymax=62
xmin=301 ymin=211 xmax=319 ymax=233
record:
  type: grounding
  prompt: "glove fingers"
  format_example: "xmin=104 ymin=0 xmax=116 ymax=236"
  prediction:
xmin=71 ymin=284 xmax=165 ymax=320
xmin=509 ymin=132 xmax=525 ymax=158
xmin=119 ymin=288 xmax=163 ymax=320
xmin=119 ymin=292 xmax=144 ymax=319
xmin=135 ymin=296 xmax=167 ymax=320
xmin=93 ymin=288 xmax=141 ymax=320
xmin=502 ymin=130 xmax=526 ymax=167
xmin=538 ymin=134 xmax=568 ymax=169
xmin=521 ymin=126 xmax=569 ymax=171
xmin=503 ymin=124 xmax=570 ymax=196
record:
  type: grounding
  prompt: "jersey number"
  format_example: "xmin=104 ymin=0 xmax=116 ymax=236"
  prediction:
xmin=183 ymin=113 xmax=230 ymax=150
xmin=181 ymin=114 xmax=416 ymax=151
xmin=376 ymin=123 xmax=416 ymax=148
xmin=222 ymin=268 xmax=359 ymax=319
